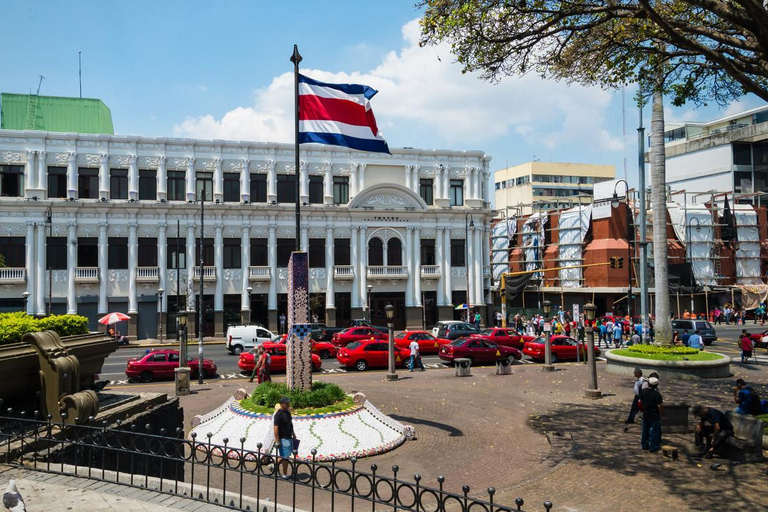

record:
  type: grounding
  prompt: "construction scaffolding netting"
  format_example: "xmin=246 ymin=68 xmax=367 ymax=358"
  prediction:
xmin=667 ymin=204 xmax=717 ymax=286
xmin=522 ymin=212 xmax=547 ymax=277
xmin=491 ymin=217 xmax=515 ymax=286
xmin=558 ymin=205 xmax=592 ymax=288
xmin=734 ymin=205 xmax=761 ymax=285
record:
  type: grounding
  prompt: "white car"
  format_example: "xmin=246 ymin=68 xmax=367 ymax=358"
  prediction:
xmin=225 ymin=325 xmax=277 ymax=354
xmin=432 ymin=320 xmax=465 ymax=338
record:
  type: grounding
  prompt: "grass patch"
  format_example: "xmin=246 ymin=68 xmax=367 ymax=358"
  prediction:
xmin=613 ymin=348 xmax=725 ymax=361
xmin=239 ymin=381 xmax=355 ymax=416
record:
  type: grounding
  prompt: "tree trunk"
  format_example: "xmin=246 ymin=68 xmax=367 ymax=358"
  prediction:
xmin=650 ymin=87 xmax=672 ymax=345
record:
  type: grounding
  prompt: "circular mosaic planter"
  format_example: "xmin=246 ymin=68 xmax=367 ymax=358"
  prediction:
xmin=604 ymin=350 xmax=731 ymax=380
xmin=189 ymin=390 xmax=407 ymax=461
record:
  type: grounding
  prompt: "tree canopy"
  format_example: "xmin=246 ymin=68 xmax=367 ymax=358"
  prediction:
xmin=419 ymin=0 xmax=768 ymax=106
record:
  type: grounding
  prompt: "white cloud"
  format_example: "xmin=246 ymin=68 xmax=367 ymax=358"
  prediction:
xmin=198 ymin=85 xmax=208 ymax=92
xmin=174 ymin=18 xmax=623 ymax=155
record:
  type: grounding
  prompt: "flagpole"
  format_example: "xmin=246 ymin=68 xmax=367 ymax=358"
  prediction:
xmin=291 ymin=44 xmax=302 ymax=252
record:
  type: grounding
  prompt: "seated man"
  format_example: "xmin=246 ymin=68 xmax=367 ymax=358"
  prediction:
xmin=733 ymin=379 xmax=762 ymax=415
xmin=680 ymin=329 xmax=691 ymax=347
xmin=688 ymin=330 xmax=704 ymax=350
xmin=692 ymin=405 xmax=734 ymax=458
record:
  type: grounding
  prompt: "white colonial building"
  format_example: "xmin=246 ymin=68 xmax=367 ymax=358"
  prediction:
xmin=0 ymin=130 xmax=493 ymax=338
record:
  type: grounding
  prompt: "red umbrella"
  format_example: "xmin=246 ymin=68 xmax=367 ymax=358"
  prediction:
xmin=98 ymin=312 xmax=130 ymax=325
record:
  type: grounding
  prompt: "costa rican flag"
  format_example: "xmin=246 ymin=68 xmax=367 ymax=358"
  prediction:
xmin=298 ymin=74 xmax=390 ymax=154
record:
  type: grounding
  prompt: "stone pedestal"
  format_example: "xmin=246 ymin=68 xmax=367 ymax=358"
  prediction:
xmin=351 ymin=307 xmax=363 ymax=321
xmin=438 ymin=306 xmax=454 ymax=322
xmin=174 ymin=367 xmax=191 ymax=396
xmin=214 ymin=311 xmax=225 ymax=337
xmin=325 ymin=307 xmax=336 ymax=327
xmin=241 ymin=309 xmax=250 ymax=325
xmin=584 ymin=388 xmax=602 ymax=399
xmin=128 ymin=316 xmax=138 ymax=340
xmin=405 ymin=307 xmax=423 ymax=330
xmin=268 ymin=309 xmax=278 ymax=332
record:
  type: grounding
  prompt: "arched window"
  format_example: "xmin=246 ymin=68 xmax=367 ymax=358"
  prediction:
xmin=368 ymin=237 xmax=384 ymax=266
xmin=387 ymin=238 xmax=402 ymax=266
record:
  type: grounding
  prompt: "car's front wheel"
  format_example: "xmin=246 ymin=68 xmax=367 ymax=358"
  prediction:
xmin=139 ymin=371 xmax=153 ymax=383
xmin=233 ymin=345 xmax=243 ymax=355
xmin=319 ymin=349 xmax=330 ymax=359
xmin=551 ymin=354 xmax=559 ymax=364
xmin=355 ymin=360 xmax=368 ymax=371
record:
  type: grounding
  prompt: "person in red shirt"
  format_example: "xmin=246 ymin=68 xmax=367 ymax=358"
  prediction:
xmin=740 ymin=330 xmax=754 ymax=363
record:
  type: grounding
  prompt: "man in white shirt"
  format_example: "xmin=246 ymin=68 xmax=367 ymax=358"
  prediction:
xmin=409 ymin=339 xmax=424 ymax=372
xmin=495 ymin=311 xmax=503 ymax=327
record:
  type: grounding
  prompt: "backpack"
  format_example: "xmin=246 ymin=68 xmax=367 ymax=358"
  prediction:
xmin=742 ymin=387 xmax=761 ymax=414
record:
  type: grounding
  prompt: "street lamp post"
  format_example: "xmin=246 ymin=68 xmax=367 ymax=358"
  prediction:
xmin=22 ymin=291 xmax=30 ymax=314
xmin=45 ymin=207 xmax=52 ymax=316
xmin=198 ymin=197 xmax=205 ymax=385
xmin=465 ymin=213 xmax=474 ymax=319
xmin=385 ymin=303 xmax=397 ymax=381
xmin=583 ymin=302 xmax=601 ymax=399
xmin=611 ymin=179 xmax=632 ymax=320
xmin=366 ymin=284 xmax=373 ymax=321
xmin=246 ymin=286 xmax=253 ymax=325
xmin=542 ymin=300 xmax=554 ymax=371
xmin=157 ymin=288 xmax=164 ymax=342
xmin=174 ymin=310 xmax=190 ymax=396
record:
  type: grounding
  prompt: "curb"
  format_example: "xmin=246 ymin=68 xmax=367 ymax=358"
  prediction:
xmin=119 ymin=340 xmax=226 ymax=349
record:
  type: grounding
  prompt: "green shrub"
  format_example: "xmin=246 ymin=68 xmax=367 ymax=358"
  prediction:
xmin=240 ymin=381 xmax=354 ymax=415
xmin=0 ymin=312 xmax=90 ymax=345
xmin=627 ymin=345 xmax=701 ymax=356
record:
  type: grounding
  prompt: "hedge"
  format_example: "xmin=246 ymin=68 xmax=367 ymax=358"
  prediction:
xmin=0 ymin=312 xmax=90 ymax=345
xmin=626 ymin=345 xmax=701 ymax=356
xmin=240 ymin=381 xmax=354 ymax=415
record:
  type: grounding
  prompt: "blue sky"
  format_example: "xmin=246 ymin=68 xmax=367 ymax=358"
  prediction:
xmin=2 ymin=1 xmax=765 ymax=189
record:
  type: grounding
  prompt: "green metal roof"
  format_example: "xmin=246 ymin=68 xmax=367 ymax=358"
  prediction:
xmin=0 ymin=93 xmax=114 ymax=134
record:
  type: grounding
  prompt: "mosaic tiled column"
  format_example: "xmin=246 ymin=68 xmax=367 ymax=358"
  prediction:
xmin=286 ymin=251 xmax=312 ymax=391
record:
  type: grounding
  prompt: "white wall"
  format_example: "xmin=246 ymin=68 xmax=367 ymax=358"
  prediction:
xmin=663 ymin=145 xmax=732 ymax=193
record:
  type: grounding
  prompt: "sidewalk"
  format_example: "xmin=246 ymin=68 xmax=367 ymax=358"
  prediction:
xmin=119 ymin=338 xmax=225 ymax=349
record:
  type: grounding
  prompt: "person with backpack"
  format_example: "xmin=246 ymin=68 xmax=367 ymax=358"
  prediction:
xmin=734 ymin=379 xmax=762 ymax=415
xmin=626 ymin=368 xmax=646 ymax=424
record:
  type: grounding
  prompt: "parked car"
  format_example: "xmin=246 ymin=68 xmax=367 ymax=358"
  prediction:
xmin=336 ymin=340 xmax=411 ymax=371
xmin=671 ymin=319 xmax=717 ymax=345
xmin=522 ymin=336 xmax=600 ymax=363
xmin=126 ymin=349 xmax=217 ymax=383
xmin=226 ymin=325 xmax=278 ymax=355
xmin=436 ymin=322 xmax=480 ymax=340
xmin=394 ymin=331 xmax=451 ymax=355
xmin=274 ymin=334 xmax=338 ymax=359
xmin=470 ymin=328 xmax=534 ymax=349
xmin=438 ymin=337 xmax=521 ymax=365
xmin=432 ymin=320 xmax=464 ymax=338
xmin=331 ymin=327 xmax=388 ymax=347
xmin=747 ymin=329 xmax=768 ymax=349
xmin=311 ymin=320 xmax=390 ymax=341
xmin=237 ymin=342 xmax=322 ymax=373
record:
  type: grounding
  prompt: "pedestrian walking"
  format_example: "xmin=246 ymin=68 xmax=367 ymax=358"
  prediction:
xmin=248 ymin=346 xmax=262 ymax=383
xmin=692 ymin=405 xmax=734 ymax=459
xmin=495 ymin=310 xmax=502 ymax=327
xmin=740 ymin=330 xmax=754 ymax=363
xmin=598 ymin=321 xmax=607 ymax=348
xmin=409 ymin=338 xmax=424 ymax=371
xmin=273 ymin=397 xmax=297 ymax=478
xmin=474 ymin=311 xmax=482 ymax=329
xmin=640 ymin=376 xmax=665 ymax=452
xmin=279 ymin=313 xmax=287 ymax=335
xmin=626 ymin=368 xmax=646 ymax=424
xmin=612 ymin=322 xmax=623 ymax=348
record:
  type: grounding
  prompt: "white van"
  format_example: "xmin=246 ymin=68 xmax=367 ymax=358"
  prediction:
xmin=225 ymin=325 xmax=277 ymax=354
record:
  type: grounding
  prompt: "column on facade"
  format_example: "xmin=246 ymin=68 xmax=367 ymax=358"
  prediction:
xmin=186 ymin=158 xmax=196 ymax=202
xmin=37 ymin=151 xmax=47 ymax=198
xmin=99 ymin=153 xmax=110 ymax=200
xmin=358 ymin=164 xmax=366 ymax=193
xmin=300 ymin=161 xmax=309 ymax=205
xmin=25 ymin=222 xmax=35 ymax=314
xmin=478 ymin=171 xmax=488 ymax=202
xmin=158 ymin=222 xmax=168 ymax=313
xmin=443 ymin=227 xmax=452 ymax=306
xmin=36 ymin=223 xmax=46 ymax=315
xmin=325 ymin=224 xmax=335 ymax=309
xmin=157 ymin=156 xmax=167 ymax=202
xmin=473 ymin=226 xmax=483 ymax=307
xmin=25 ymin=151 xmax=36 ymax=197
xmin=442 ymin=166 xmax=450 ymax=200
xmin=240 ymin=220 xmax=251 ymax=313
xmin=67 ymin=222 xmax=77 ymax=314
xmin=267 ymin=160 xmax=277 ymax=203
xmin=127 ymin=223 xmax=138 ymax=314
xmin=478 ymin=226 xmax=488 ymax=306
xmin=128 ymin=155 xmax=138 ymax=202
xmin=98 ymin=222 xmax=108 ymax=314
xmin=240 ymin=159 xmax=250 ymax=203
xmin=436 ymin=227 xmax=445 ymax=307
xmin=350 ymin=227 xmax=360 ymax=308
xmin=323 ymin=165 xmax=333 ymax=205
xmin=301 ymin=226 xmax=309 ymax=253
xmin=67 ymin=152 xmax=77 ymax=200
xmin=186 ymin=221 xmax=196 ymax=310
xmin=358 ymin=227 xmax=367 ymax=312
xmin=213 ymin=158 xmax=223 ymax=203
xmin=214 ymin=222 xmax=224 ymax=312
xmin=466 ymin=168 xmax=475 ymax=200
xmin=349 ymin=164 xmax=358 ymax=198
xmin=466 ymin=228 xmax=475 ymax=306
xmin=268 ymin=223 xmax=277 ymax=310
xmin=405 ymin=227 xmax=414 ymax=307
xmin=413 ymin=227 xmax=422 ymax=307
xmin=404 ymin=165 xmax=412 ymax=191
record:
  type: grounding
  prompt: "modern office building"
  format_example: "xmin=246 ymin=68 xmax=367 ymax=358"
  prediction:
xmin=494 ymin=161 xmax=615 ymax=214
xmin=0 ymin=94 xmax=494 ymax=339
xmin=661 ymin=105 xmax=768 ymax=200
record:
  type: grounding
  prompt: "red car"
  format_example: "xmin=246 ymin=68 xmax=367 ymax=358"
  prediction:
xmin=336 ymin=339 xmax=411 ymax=371
xmin=471 ymin=328 xmax=534 ymax=349
xmin=394 ymin=331 xmax=451 ymax=355
xmin=238 ymin=342 xmax=322 ymax=373
xmin=438 ymin=337 xmax=521 ymax=365
xmin=126 ymin=349 xmax=217 ymax=383
xmin=522 ymin=335 xmax=601 ymax=363
xmin=274 ymin=334 xmax=338 ymax=359
xmin=747 ymin=329 xmax=768 ymax=349
xmin=331 ymin=327 xmax=387 ymax=347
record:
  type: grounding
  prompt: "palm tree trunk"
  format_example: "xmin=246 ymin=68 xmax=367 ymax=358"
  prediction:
xmin=650 ymin=86 xmax=672 ymax=345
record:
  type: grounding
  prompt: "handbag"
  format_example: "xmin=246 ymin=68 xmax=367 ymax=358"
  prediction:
xmin=293 ymin=438 xmax=301 ymax=451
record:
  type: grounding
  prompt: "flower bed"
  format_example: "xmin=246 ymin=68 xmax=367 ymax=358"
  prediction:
xmin=239 ymin=381 xmax=355 ymax=416
xmin=614 ymin=346 xmax=724 ymax=362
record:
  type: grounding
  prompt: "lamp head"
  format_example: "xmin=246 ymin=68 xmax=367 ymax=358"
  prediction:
xmin=611 ymin=193 xmax=620 ymax=209
xmin=385 ymin=303 xmax=394 ymax=320
xmin=178 ymin=311 xmax=188 ymax=327
xmin=22 ymin=291 xmax=30 ymax=299
xmin=542 ymin=300 xmax=551 ymax=316
xmin=583 ymin=302 xmax=597 ymax=322
xmin=158 ymin=288 xmax=164 ymax=297
xmin=367 ymin=284 xmax=373 ymax=292
xmin=246 ymin=286 xmax=253 ymax=294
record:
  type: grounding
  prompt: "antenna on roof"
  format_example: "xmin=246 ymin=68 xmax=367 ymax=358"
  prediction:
xmin=36 ymin=75 xmax=45 ymax=96
xmin=78 ymin=51 xmax=82 ymax=98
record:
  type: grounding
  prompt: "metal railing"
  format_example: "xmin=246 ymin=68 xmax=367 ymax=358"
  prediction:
xmin=367 ymin=266 xmax=408 ymax=279
xmin=0 ymin=412 xmax=554 ymax=512
xmin=0 ymin=267 xmax=26 ymax=283
xmin=248 ymin=266 xmax=271 ymax=281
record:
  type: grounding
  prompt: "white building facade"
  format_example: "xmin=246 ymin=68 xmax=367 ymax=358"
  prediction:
xmin=0 ymin=130 xmax=493 ymax=338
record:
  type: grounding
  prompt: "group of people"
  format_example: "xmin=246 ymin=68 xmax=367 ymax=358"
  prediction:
xmin=673 ymin=329 xmax=705 ymax=349
xmin=628 ymin=368 xmax=768 ymax=458
xmin=596 ymin=318 xmax=650 ymax=348
xmin=248 ymin=345 xmax=272 ymax=384
xmin=710 ymin=305 xmax=750 ymax=325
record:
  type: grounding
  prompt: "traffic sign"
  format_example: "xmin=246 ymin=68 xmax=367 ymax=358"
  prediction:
xmin=543 ymin=323 xmax=551 ymax=332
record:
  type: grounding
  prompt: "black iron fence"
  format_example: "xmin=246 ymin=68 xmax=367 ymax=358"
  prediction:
xmin=0 ymin=411 xmax=555 ymax=512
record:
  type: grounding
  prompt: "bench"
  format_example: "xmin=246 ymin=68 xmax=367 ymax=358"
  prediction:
xmin=661 ymin=445 xmax=679 ymax=461
xmin=723 ymin=411 xmax=766 ymax=462
xmin=495 ymin=357 xmax=513 ymax=375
